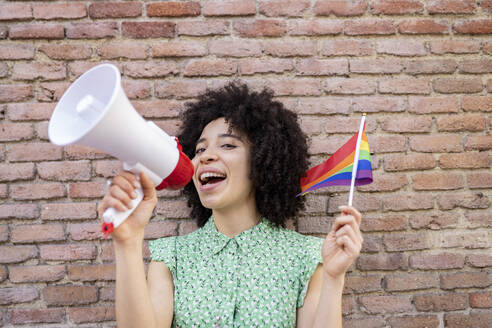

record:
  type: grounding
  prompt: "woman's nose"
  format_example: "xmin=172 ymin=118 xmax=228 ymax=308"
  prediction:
xmin=200 ymin=151 xmax=218 ymax=163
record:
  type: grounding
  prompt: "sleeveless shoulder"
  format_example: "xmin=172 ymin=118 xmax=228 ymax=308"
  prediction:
xmin=149 ymin=236 xmax=177 ymax=277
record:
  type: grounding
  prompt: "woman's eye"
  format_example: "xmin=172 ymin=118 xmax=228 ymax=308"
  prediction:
xmin=222 ymin=144 xmax=236 ymax=149
xmin=195 ymin=147 xmax=205 ymax=154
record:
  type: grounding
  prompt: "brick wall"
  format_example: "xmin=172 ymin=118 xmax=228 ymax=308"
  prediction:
xmin=0 ymin=0 xmax=491 ymax=327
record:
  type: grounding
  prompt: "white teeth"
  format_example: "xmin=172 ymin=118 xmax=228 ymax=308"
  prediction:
xmin=199 ymin=172 xmax=226 ymax=182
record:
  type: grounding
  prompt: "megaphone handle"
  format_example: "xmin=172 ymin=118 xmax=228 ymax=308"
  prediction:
xmin=101 ymin=187 xmax=144 ymax=236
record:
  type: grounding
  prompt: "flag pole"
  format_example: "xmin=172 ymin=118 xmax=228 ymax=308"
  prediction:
xmin=348 ymin=114 xmax=366 ymax=206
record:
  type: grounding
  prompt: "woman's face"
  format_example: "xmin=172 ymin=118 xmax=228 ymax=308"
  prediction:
xmin=192 ymin=118 xmax=254 ymax=211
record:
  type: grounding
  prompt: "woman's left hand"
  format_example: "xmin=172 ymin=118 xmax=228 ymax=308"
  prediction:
xmin=321 ymin=205 xmax=363 ymax=280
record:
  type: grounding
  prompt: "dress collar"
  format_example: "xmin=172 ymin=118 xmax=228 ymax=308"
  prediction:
xmin=200 ymin=216 xmax=276 ymax=255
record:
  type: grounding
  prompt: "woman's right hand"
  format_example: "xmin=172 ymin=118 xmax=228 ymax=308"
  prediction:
xmin=98 ymin=171 xmax=157 ymax=244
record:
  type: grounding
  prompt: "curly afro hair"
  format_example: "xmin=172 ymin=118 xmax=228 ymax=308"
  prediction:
xmin=178 ymin=81 xmax=309 ymax=228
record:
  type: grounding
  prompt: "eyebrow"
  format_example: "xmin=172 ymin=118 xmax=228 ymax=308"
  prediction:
xmin=196 ymin=133 xmax=243 ymax=146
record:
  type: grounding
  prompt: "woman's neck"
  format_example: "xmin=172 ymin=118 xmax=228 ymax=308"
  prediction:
xmin=211 ymin=195 xmax=260 ymax=238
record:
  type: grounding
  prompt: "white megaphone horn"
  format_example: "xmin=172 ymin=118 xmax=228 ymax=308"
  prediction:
xmin=48 ymin=64 xmax=194 ymax=236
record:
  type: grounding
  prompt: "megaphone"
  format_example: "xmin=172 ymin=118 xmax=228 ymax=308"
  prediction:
xmin=48 ymin=64 xmax=194 ymax=236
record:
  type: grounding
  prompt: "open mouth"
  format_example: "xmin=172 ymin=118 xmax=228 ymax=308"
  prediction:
xmin=199 ymin=172 xmax=226 ymax=186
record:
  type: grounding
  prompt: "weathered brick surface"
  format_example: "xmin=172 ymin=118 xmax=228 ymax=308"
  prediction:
xmin=1 ymin=1 xmax=491 ymax=324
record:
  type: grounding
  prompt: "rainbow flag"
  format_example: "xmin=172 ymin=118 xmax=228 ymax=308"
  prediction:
xmin=299 ymin=122 xmax=372 ymax=196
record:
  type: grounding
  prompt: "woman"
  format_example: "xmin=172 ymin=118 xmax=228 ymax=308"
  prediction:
xmin=98 ymin=82 xmax=363 ymax=327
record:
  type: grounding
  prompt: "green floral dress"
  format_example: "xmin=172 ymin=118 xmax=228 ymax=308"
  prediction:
xmin=149 ymin=217 xmax=324 ymax=328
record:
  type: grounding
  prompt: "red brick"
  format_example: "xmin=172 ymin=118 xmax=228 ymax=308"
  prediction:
xmin=122 ymin=80 xmax=151 ymax=100
xmin=9 ymin=24 xmax=64 ymax=39
xmin=440 ymin=152 xmax=490 ymax=169
xmin=296 ymin=97 xmax=350 ymax=115
xmin=387 ymin=315 xmax=439 ymax=328
xmin=454 ymin=19 xmax=492 ymax=34
xmin=352 ymin=58 xmax=405 ymax=74
xmin=64 ymin=144 xmax=108 ymax=160
xmin=344 ymin=316 xmax=386 ymax=328
xmin=429 ymin=39 xmax=480 ymax=54
xmin=98 ymin=42 xmax=148 ymax=59
xmin=314 ymin=0 xmax=367 ymax=16
xmin=155 ymin=199 xmax=191 ymax=219
xmin=66 ymin=22 xmax=118 ymax=39
xmin=462 ymin=96 xmax=492 ymax=112
xmin=354 ymin=97 xmax=406 ymax=114
xmin=259 ymin=0 xmax=310 ymax=17
xmin=0 ymin=26 xmax=6 ymax=39
xmin=0 ymin=43 xmax=34 ymax=60
xmin=233 ymin=19 xmax=286 ymax=37
xmin=445 ymin=312 xmax=492 ymax=328
xmin=427 ymin=0 xmax=477 ymax=13
xmin=68 ymin=306 xmax=115 ymax=324
xmin=7 ymin=103 xmax=54 ymax=121
xmin=441 ymin=231 xmax=489 ymax=249
xmin=9 ymin=265 xmax=65 ymax=283
xmin=179 ymin=220 xmax=199 ymax=235
xmin=357 ymin=253 xmax=408 ymax=271
xmin=11 ymin=182 xmax=66 ymax=200
xmin=359 ymin=295 xmax=412 ymax=314
xmin=483 ymin=0 xmax=492 ymax=11
xmin=385 ymin=273 xmax=439 ymax=292
xmin=0 ymin=287 xmax=38 ymax=305
xmin=123 ymin=61 xmax=179 ymax=78
xmin=40 ymin=244 xmax=96 ymax=261
xmin=37 ymin=81 xmax=70 ymax=101
xmin=465 ymin=135 xmax=492 ymax=151
xmin=0 ymin=226 xmax=7 ymax=242
xmin=441 ymin=272 xmax=491 ymax=290
xmin=438 ymin=192 xmax=489 ymax=210
xmin=0 ymin=84 xmax=33 ymax=102
xmin=412 ymin=172 xmax=464 ymax=191
xmin=38 ymin=43 xmax=91 ymax=60
xmin=177 ymin=20 xmax=230 ymax=36
xmin=409 ymin=134 xmax=462 ymax=152
xmin=122 ymin=21 xmax=174 ymax=38
xmin=470 ymin=292 xmax=492 ymax=308
xmin=37 ymin=161 xmax=91 ymax=181
xmin=100 ymin=286 xmax=115 ymax=301
xmin=358 ymin=173 xmax=407 ymax=192
xmin=370 ymin=135 xmax=406 ymax=153
xmin=264 ymin=40 xmax=316 ymax=57
xmin=344 ymin=275 xmax=382 ymax=294
xmin=410 ymin=253 xmax=465 ymax=269
xmin=184 ymin=59 xmax=236 ymax=76
xmin=382 ymin=194 xmax=434 ymax=211
xmin=297 ymin=216 xmax=331 ymax=234
xmin=12 ymin=61 xmax=65 ymax=81
xmin=10 ymin=308 xmax=65 ymax=324
xmin=0 ymin=123 xmax=34 ymax=142
xmin=209 ymin=39 xmax=261 ymax=57
xmin=89 ymin=2 xmax=141 ymax=18
xmin=33 ymin=3 xmax=86 ymax=20
xmin=381 ymin=116 xmax=432 ymax=133
xmin=384 ymin=153 xmax=435 ymax=172
xmin=376 ymin=39 xmax=427 ymax=56
xmin=345 ymin=19 xmax=395 ymax=35
xmin=69 ymin=264 xmax=115 ymax=281
xmin=467 ymin=173 xmax=492 ymax=189
xmin=466 ymin=211 xmax=492 ymax=228
xmin=239 ymin=58 xmax=293 ymax=75
xmin=0 ymin=246 xmax=37 ymax=264
xmin=43 ymin=285 xmax=97 ymax=306
xmin=380 ymin=77 xmax=430 ymax=94
xmin=371 ymin=0 xmax=424 ymax=14
xmin=325 ymin=78 xmax=376 ymax=95
xmin=147 ymin=2 xmax=200 ymax=17
xmin=155 ymin=79 xmax=206 ymax=99
xmin=263 ymin=78 xmax=322 ymax=96
xmin=69 ymin=223 xmax=103 ymax=241
xmin=467 ymin=254 xmax=492 ymax=268
xmin=0 ymin=204 xmax=39 ymax=220
xmin=0 ymin=3 xmax=31 ymax=20
xmin=398 ymin=19 xmax=448 ymax=34
xmin=384 ymin=232 xmax=429 ymax=252
xmin=144 ymin=221 xmax=179 ymax=239
xmin=94 ymin=160 xmax=123 ymax=177
xmin=406 ymin=59 xmax=457 ymax=75
xmin=409 ymin=211 xmax=459 ymax=229
xmin=296 ymin=58 xmax=348 ymax=76
xmin=69 ymin=181 xmax=105 ymax=199
xmin=41 ymin=202 xmax=96 ymax=221
xmin=202 ymin=0 xmax=256 ymax=16
xmin=153 ymin=41 xmax=207 ymax=57
xmin=414 ymin=293 xmax=467 ymax=311
xmin=360 ymin=215 xmax=407 ymax=232
xmin=7 ymin=142 xmax=62 ymax=162
xmin=459 ymin=59 xmax=492 ymax=74
xmin=133 ymin=100 xmax=182 ymax=118
xmin=288 ymin=20 xmax=342 ymax=35
xmin=0 ymin=162 xmax=33 ymax=181
xmin=321 ymin=39 xmax=373 ymax=56
xmin=11 ymin=224 xmax=65 ymax=243
xmin=35 ymin=121 xmax=48 ymax=140
xmin=438 ymin=114 xmax=486 ymax=132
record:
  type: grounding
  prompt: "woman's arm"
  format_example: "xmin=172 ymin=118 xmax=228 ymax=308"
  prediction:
xmin=99 ymin=171 xmax=174 ymax=327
